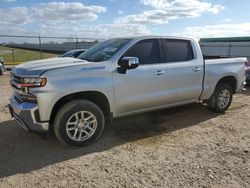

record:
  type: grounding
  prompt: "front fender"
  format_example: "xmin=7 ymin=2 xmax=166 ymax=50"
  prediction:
xmin=30 ymin=65 xmax=115 ymax=121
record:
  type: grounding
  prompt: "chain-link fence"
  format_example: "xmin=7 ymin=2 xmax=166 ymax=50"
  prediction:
xmin=0 ymin=35 xmax=102 ymax=65
xmin=2 ymin=35 xmax=250 ymax=66
xmin=200 ymin=41 xmax=250 ymax=59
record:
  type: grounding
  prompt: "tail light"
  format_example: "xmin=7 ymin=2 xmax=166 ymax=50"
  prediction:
xmin=245 ymin=60 xmax=250 ymax=66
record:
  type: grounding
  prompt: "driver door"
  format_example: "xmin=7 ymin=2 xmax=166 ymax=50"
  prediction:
xmin=113 ymin=38 xmax=174 ymax=115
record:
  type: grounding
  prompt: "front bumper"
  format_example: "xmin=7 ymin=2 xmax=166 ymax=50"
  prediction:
xmin=9 ymin=96 xmax=49 ymax=133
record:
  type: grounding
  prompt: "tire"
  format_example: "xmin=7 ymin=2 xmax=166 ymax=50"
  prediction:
xmin=207 ymin=83 xmax=233 ymax=113
xmin=0 ymin=68 xmax=4 ymax=75
xmin=54 ymin=99 xmax=105 ymax=147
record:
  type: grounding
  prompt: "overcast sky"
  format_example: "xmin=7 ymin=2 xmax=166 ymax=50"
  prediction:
xmin=1 ymin=0 xmax=250 ymax=39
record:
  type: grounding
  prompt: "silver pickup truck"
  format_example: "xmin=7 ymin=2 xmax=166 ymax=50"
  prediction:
xmin=9 ymin=36 xmax=247 ymax=146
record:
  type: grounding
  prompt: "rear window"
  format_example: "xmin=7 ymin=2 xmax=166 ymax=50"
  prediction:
xmin=163 ymin=39 xmax=194 ymax=62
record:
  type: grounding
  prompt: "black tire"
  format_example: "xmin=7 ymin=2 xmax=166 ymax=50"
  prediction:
xmin=0 ymin=68 xmax=4 ymax=75
xmin=54 ymin=99 xmax=105 ymax=147
xmin=207 ymin=83 xmax=233 ymax=113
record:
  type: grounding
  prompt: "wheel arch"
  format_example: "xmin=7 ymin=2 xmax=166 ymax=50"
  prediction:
xmin=216 ymin=75 xmax=237 ymax=94
xmin=50 ymin=91 xmax=111 ymax=124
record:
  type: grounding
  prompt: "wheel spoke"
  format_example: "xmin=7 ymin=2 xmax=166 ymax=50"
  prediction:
xmin=86 ymin=125 xmax=94 ymax=132
xmin=74 ymin=114 xmax=79 ymax=120
xmin=67 ymin=126 xmax=77 ymax=131
xmin=87 ymin=119 xmax=96 ymax=124
xmin=67 ymin=121 xmax=77 ymax=126
xmin=85 ymin=114 xmax=93 ymax=121
xmin=83 ymin=130 xmax=91 ymax=136
xmin=222 ymin=100 xmax=226 ymax=106
xmin=72 ymin=129 xmax=78 ymax=139
xmin=78 ymin=131 xmax=83 ymax=141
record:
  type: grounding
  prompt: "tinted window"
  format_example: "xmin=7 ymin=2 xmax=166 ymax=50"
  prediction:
xmin=124 ymin=39 xmax=160 ymax=64
xmin=79 ymin=38 xmax=131 ymax=62
xmin=164 ymin=39 xmax=194 ymax=62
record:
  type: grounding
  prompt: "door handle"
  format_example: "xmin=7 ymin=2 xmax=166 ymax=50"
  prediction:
xmin=154 ymin=70 xmax=165 ymax=75
xmin=192 ymin=67 xmax=202 ymax=72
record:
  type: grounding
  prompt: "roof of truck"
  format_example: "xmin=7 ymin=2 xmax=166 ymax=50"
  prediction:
xmin=113 ymin=36 xmax=196 ymax=41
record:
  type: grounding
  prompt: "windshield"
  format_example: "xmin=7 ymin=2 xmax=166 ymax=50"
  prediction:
xmin=78 ymin=38 xmax=131 ymax=62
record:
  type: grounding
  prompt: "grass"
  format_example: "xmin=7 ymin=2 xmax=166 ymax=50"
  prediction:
xmin=0 ymin=46 xmax=58 ymax=65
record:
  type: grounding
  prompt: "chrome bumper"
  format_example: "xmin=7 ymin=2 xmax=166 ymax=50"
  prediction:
xmin=9 ymin=96 xmax=49 ymax=133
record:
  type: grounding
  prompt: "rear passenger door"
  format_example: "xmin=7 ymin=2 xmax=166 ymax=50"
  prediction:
xmin=162 ymin=39 xmax=203 ymax=102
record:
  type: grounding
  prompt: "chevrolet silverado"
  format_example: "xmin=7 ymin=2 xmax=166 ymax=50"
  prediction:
xmin=9 ymin=36 xmax=247 ymax=146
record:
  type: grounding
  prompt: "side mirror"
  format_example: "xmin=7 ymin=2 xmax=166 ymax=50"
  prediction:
xmin=117 ymin=57 xmax=139 ymax=74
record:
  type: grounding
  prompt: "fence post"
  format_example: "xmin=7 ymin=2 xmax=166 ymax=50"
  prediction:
xmin=228 ymin=44 xmax=232 ymax=57
xmin=12 ymin=49 xmax=15 ymax=64
xmin=76 ymin=35 xmax=78 ymax=49
xmin=38 ymin=36 xmax=42 ymax=59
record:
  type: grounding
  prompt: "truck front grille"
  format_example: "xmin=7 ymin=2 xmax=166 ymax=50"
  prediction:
xmin=14 ymin=92 xmax=37 ymax=103
xmin=10 ymin=73 xmax=23 ymax=90
xmin=10 ymin=73 xmax=37 ymax=103
xmin=12 ymin=73 xmax=21 ymax=84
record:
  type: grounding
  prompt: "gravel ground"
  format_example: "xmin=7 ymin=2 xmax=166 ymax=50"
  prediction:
xmin=0 ymin=72 xmax=249 ymax=188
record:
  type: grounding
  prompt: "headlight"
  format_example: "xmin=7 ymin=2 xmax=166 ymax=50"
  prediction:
xmin=21 ymin=77 xmax=47 ymax=87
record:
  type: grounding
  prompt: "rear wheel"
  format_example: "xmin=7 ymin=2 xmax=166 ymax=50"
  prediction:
xmin=207 ymin=83 xmax=233 ymax=113
xmin=54 ymin=99 xmax=105 ymax=147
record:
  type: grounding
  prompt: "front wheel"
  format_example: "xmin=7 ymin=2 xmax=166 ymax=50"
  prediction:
xmin=207 ymin=83 xmax=233 ymax=113
xmin=54 ymin=99 xmax=105 ymax=147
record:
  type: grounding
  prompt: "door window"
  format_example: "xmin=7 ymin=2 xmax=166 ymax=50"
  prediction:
xmin=163 ymin=39 xmax=194 ymax=62
xmin=123 ymin=39 xmax=161 ymax=65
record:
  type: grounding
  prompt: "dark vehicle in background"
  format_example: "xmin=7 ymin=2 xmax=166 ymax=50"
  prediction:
xmin=246 ymin=60 xmax=250 ymax=84
xmin=0 ymin=57 xmax=5 ymax=75
xmin=60 ymin=49 xmax=86 ymax=58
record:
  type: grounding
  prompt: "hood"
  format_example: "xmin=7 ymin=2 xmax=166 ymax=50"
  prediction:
xmin=11 ymin=57 xmax=93 ymax=77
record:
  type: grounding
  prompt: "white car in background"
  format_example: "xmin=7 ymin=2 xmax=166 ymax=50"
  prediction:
xmin=0 ymin=57 xmax=5 ymax=75
xmin=59 ymin=49 xmax=86 ymax=58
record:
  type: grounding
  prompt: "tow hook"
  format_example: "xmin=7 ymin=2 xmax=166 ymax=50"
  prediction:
xmin=242 ymin=81 xmax=247 ymax=91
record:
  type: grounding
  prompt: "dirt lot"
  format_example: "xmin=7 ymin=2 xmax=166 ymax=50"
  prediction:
xmin=0 ymin=72 xmax=249 ymax=188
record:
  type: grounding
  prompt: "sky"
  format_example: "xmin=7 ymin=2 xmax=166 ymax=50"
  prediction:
xmin=1 ymin=0 xmax=250 ymax=40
